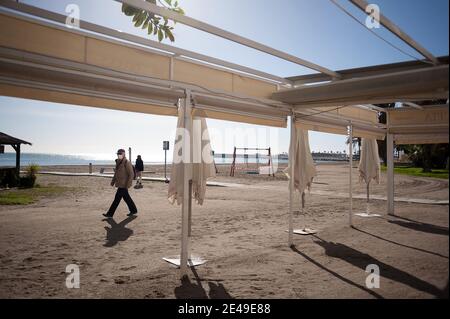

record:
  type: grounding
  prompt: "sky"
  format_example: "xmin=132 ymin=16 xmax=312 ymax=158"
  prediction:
xmin=0 ymin=0 xmax=448 ymax=161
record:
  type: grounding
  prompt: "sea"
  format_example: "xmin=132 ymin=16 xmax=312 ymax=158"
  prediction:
xmin=0 ymin=152 xmax=295 ymax=167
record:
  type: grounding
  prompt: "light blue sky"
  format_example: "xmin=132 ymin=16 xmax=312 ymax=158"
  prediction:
xmin=0 ymin=0 xmax=448 ymax=161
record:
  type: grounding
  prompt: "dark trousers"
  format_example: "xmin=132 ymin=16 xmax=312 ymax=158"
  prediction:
xmin=107 ymin=188 xmax=137 ymax=216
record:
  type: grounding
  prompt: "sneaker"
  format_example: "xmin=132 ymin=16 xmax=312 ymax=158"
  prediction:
xmin=127 ymin=212 xmax=138 ymax=217
xmin=102 ymin=213 xmax=113 ymax=219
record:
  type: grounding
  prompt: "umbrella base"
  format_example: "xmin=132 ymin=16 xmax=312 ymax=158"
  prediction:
xmin=162 ymin=255 xmax=207 ymax=268
xmin=286 ymin=228 xmax=317 ymax=235
xmin=355 ymin=213 xmax=382 ymax=218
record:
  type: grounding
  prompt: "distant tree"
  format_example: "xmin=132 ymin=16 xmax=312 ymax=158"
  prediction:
xmin=398 ymin=144 xmax=449 ymax=172
xmin=376 ymin=100 xmax=449 ymax=171
xmin=121 ymin=0 xmax=185 ymax=43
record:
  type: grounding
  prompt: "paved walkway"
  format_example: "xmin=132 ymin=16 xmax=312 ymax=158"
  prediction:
xmin=36 ymin=171 xmax=449 ymax=205
xmin=36 ymin=171 xmax=243 ymax=188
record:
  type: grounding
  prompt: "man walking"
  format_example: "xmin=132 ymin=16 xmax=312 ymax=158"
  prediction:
xmin=134 ymin=155 xmax=144 ymax=188
xmin=103 ymin=149 xmax=138 ymax=218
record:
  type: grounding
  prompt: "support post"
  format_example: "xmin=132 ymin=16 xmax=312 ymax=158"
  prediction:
xmin=268 ymin=147 xmax=275 ymax=177
xmin=387 ymin=133 xmax=395 ymax=215
xmin=15 ymin=144 xmax=20 ymax=180
xmin=164 ymin=148 xmax=168 ymax=182
xmin=180 ymin=90 xmax=193 ymax=278
xmin=288 ymin=115 xmax=295 ymax=246
xmin=187 ymin=180 xmax=193 ymax=260
xmin=349 ymin=124 xmax=353 ymax=227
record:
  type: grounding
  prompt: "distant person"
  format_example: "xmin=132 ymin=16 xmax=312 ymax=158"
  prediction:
xmin=103 ymin=149 xmax=138 ymax=218
xmin=135 ymin=155 xmax=144 ymax=188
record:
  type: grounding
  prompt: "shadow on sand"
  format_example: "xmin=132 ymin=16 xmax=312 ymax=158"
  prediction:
xmin=312 ymin=235 xmax=447 ymax=298
xmin=174 ymin=266 xmax=233 ymax=299
xmin=353 ymin=226 xmax=448 ymax=259
xmin=290 ymin=245 xmax=384 ymax=299
xmin=103 ymin=216 xmax=137 ymax=247
xmin=387 ymin=216 xmax=449 ymax=236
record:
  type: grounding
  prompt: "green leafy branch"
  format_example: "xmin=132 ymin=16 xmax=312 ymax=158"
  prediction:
xmin=122 ymin=0 xmax=185 ymax=43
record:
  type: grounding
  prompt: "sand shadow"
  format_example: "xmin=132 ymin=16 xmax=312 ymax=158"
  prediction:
xmin=207 ymin=282 xmax=233 ymax=299
xmin=174 ymin=276 xmax=209 ymax=299
xmin=174 ymin=266 xmax=233 ymax=299
xmin=386 ymin=215 xmax=449 ymax=236
xmin=353 ymin=226 xmax=448 ymax=259
xmin=313 ymin=236 xmax=447 ymax=298
xmin=388 ymin=220 xmax=449 ymax=236
xmin=103 ymin=216 xmax=137 ymax=247
xmin=290 ymin=245 xmax=384 ymax=299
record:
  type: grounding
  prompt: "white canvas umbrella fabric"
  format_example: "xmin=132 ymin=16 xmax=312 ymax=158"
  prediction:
xmin=165 ymin=105 xmax=215 ymax=271
xmin=191 ymin=117 xmax=216 ymax=205
xmin=358 ymin=138 xmax=381 ymax=185
xmin=284 ymin=127 xmax=317 ymax=196
xmin=168 ymin=108 xmax=216 ymax=205
xmin=285 ymin=126 xmax=317 ymax=235
xmin=357 ymin=138 xmax=381 ymax=217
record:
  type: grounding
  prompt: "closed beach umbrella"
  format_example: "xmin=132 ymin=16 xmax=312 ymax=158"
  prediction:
xmin=191 ymin=117 xmax=216 ymax=205
xmin=358 ymin=138 xmax=381 ymax=217
xmin=168 ymin=115 xmax=215 ymax=205
xmin=165 ymin=104 xmax=215 ymax=271
xmin=285 ymin=127 xmax=317 ymax=198
xmin=285 ymin=125 xmax=317 ymax=236
xmin=167 ymin=105 xmax=186 ymax=205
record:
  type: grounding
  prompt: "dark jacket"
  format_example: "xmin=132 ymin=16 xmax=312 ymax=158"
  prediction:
xmin=135 ymin=158 xmax=144 ymax=172
xmin=111 ymin=158 xmax=134 ymax=189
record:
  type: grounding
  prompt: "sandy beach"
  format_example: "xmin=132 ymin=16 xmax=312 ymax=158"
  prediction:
xmin=0 ymin=163 xmax=448 ymax=299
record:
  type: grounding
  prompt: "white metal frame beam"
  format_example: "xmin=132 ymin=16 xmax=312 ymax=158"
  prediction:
xmin=180 ymin=90 xmax=193 ymax=277
xmin=386 ymin=133 xmax=395 ymax=215
xmin=0 ymin=0 xmax=291 ymax=86
xmin=0 ymin=47 xmax=293 ymax=131
xmin=349 ymin=0 xmax=440 ymax=65
xmin=0 ymin=38 xmax=290 ymax=112
xmin=288 ymin=115 xmax=295 ymax=246
xmin=288 ymin=56 xmax=448 ymax=86
xmin=116 ymin=0 xmax=341 ymax=79
xmin=275 ymin=65 xmax=449 ymax=106
xmin=358 ymin=104 xmax=387 ymax=112
xmin=401 ymin=102 xmax=423 ymax=110
xmin=295 ymin=106 xmax=386 ymax=129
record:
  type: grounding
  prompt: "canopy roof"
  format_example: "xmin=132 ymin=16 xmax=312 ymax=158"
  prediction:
xmin=0 ymin=132 xmax=32 ymax=145
xmin=0 ymin=0 xmax=448 ymax=142
xmin=286 ymin=56 xmax=450 ymax=86
xmin=272 ymin=65 xmax=449 ymax=107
